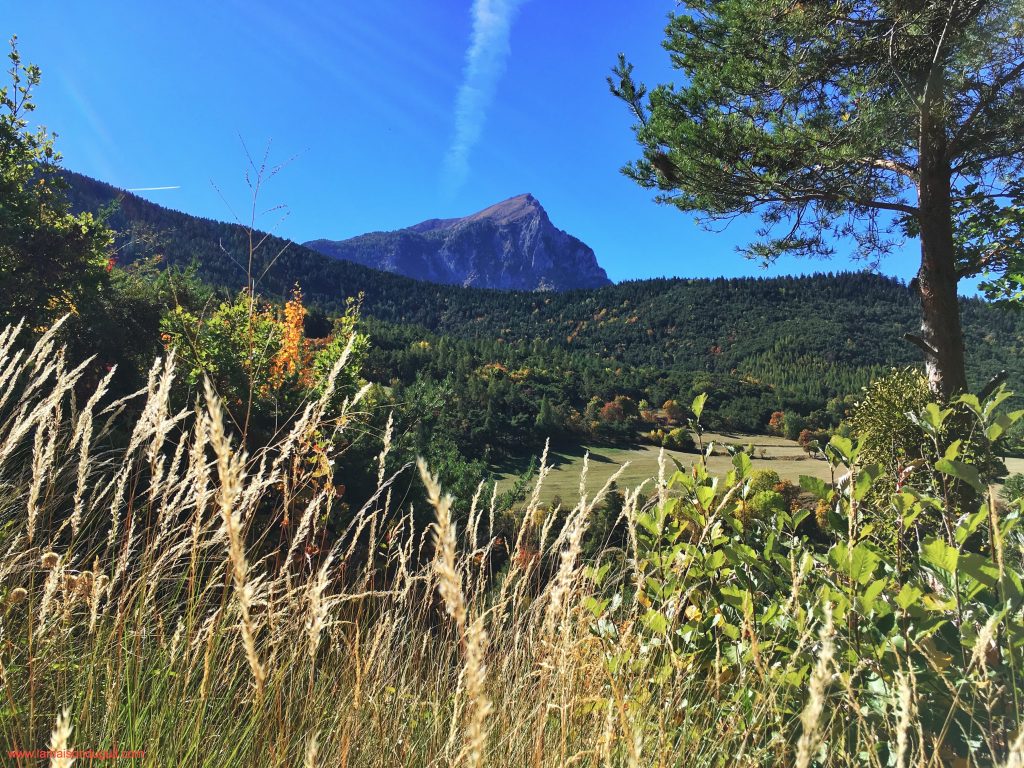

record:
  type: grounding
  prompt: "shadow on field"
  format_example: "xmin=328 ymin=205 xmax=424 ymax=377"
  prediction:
xmin=489 ymin=441 xmax=627 ymax=477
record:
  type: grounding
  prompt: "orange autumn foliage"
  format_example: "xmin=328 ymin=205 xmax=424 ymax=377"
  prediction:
xmin=272 ymin=285 xmax=309 ymax=387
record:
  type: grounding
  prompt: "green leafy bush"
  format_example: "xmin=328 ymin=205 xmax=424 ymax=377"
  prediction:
xmin=596 ymin=388 xmax=1024 ymax=764
xmin=0 ymin=38 xmax=113 ymax=332
xmin=662 ymin=426 xmax=695 ymax=452
xmin=161 ymin=288 xmax=368 ymax=445
xmin=1002 ymin=473 xmax=1024 ymax=504
xmin=748 ymin=469 xmax=781 ymax=494
xmin=847 ymin=368 xmax=1008 ymax=538
xmin=746 ymin=489 xmax=786 ymax=519
xmin=848 ymin=367 xmax=932 ymax=476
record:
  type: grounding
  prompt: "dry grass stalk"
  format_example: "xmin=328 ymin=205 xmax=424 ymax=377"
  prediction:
xmin=419 ymin=459 xmax=466 ymax=631
xmin=26 ymin=405 xmax=57 ymax=544
xmin=462 ymin=614 xmax=493 ymax=768
xmin=894 ymin=670 xmax=914 ymax=768
xmin=795 ymin=604 xmax=835 ymax=768
xmin=48 ymin=708 xmax=73 ymax=768
xmin=306 ymin=549 xmax=335 ymax=663
xmin=36 ymin=550 xmax=63 ymax=639
xmin=1004 ymin=727 xmax=1024 ymax=768
xmin=68 ymin=366 xmax=116 ymax=536
xmin=304 ymin=731 xmax=320 ymax=768
xmin=205 ymin=380 xmax=266 ymax=698
xmin=419 ymin=457 xmax=492 ymax=768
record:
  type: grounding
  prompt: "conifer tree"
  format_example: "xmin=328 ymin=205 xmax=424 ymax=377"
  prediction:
xmin=611 ymin=1 xmax=1024 ymax=397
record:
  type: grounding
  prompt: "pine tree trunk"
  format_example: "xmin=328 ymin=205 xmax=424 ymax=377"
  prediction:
xmin=916 ymin=78 xmax=968 ymax=400
xmin=917 ymin=219 xmax=966 ymax=400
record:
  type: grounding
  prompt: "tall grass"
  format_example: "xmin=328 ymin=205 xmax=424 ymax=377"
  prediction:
xmin=0 ymin=320 xmax=1020 ymax=766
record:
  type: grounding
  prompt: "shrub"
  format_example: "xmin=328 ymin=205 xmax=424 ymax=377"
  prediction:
xmin=772 ymin=479 xmax=802 ymax=511
xmin=782 ymin=410 xmax=807 ymax=441
xmin=662 ymin=426 xmax=695 ymax=452
xmin=161 ymin=287 xmax=368 ymax=446
xmin=662 ymin=399 xmax=685 ymax=423
xmin=746 ymin=489 xmax=786 ymax=519
xmin=1002 ymin=473 xmax=1024 ymax=504
xmin=748 ymin=469 xmax=781 ymax=494
xmin=599 ymin=399 xmax=626 ymax=422
xmin=849 ymin=367 xmax=932 ymax=476
xmin=797 ymin=427 xmax=829 ymax=453
xmin=623 ymin=387 xmax=1024 ymax=764
xmin=849 ymin=368 xmax=1006 ymax=519
xmin=643 ymin=428 xmax=666 ymax=445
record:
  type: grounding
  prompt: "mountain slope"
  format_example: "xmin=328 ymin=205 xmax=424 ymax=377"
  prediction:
xmin=62 ymin=171 xmax=1024 ymax=409
xmin=304 ymin=194 xmax=611 ymax=291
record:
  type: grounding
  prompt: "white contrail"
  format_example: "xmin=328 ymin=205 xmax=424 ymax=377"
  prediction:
xmin=442 ymin=0 xmax=525 ymax=194
xmin=126 ymin=185 xmax=181 ymax=192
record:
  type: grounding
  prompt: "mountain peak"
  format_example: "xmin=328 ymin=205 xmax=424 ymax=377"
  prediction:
xmin=403 ymin=194 xmax=544 ymax=234
xmin=464 ymin=193 xmax=544 ymax=226
xmin=305 ymin=194 xmax=610 ymax=291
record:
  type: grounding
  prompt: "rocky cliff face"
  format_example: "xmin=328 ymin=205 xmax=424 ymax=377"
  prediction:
xmin=304 ymin=194 xmax=611 ymax=291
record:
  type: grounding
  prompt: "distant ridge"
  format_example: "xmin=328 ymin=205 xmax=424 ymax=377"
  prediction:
xmin=304 ymin=194 xmax=611 ymax=291
xmin=59 ymin=170 xmax=1023 ymax=408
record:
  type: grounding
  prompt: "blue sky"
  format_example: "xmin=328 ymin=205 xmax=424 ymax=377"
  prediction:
xmin=7 ymin=1 xmax=925 ymax=284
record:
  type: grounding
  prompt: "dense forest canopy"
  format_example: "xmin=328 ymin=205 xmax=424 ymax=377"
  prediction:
xmin=65 ymin=170 xmax=1024 ymax=442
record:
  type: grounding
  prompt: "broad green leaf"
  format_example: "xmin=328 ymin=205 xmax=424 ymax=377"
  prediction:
xmin=691 ymin=392 xmax=708 ymax=419
xmin=959 ymin=552 xmax=999 ymax=589
xmin=859 ymin=578 xmax=889 ymax=613
xmin=641 ymin=609 xmax=669 ymax=635
xmin=696 ymin=484 xmax=717 ymax=510
xmin=982 ymin=392 xmax=1016 ymax=418
xmin=583 ymin=596 xmax=610 ymax=617
xmin=986 ymin=412 xmax=1014 ymax=442
xmin=829 ymin=542 xmax=881 ymax=585
xmin=854 ymin=473 xmax=872 ymax=502
xmin=828 ymin=435 xmax=854 ymax=461
xmin=955 ymin=506 xmax=989 ymax=544
xmin=799 ymin=475 xmax=830 ymax=499
xmin=636 ymin=512 xmax=661 ymax=536
xmin=921 ymin=537 xmax=959 ymax=574
xmin=943 ymin=439 xmax=963 ymax=461
xmin=732 ymin=451 xmax=751 ymax=478
xmin=895 ymin=583 xmax=924 ymax=610
xmin=922 ymin=403 xmax=954 ymax=430
xmin=719 ymin=621 xmax=740 ymax=641
xmin=922 ymin=593 xmax=957 ymax=612
xmin=705 ymin=549 xmax=726 ymax=571
xmin=719 ymin=585 xmax=752 ymax=612
xmin=902 ymin=504 xmax=923 ymax=529
xmin=956 ymin=393 xmax=981 ymax=415
xmin=934 ymin=458 xmax=984 ymax=493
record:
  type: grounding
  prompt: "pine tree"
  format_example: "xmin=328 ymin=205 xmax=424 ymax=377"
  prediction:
xmin=534 ymin=395 xmax=557 ymax=434
xmin=611 ymin=1 xmax=1024 ymax=397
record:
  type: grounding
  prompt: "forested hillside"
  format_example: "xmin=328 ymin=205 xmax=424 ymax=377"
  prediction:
xmin=66 ymin=171 xmax=1024 ymax=438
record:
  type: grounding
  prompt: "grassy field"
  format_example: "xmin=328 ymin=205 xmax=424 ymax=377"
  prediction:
xmin=496 ymin=431 xmax=1024 ymax=505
